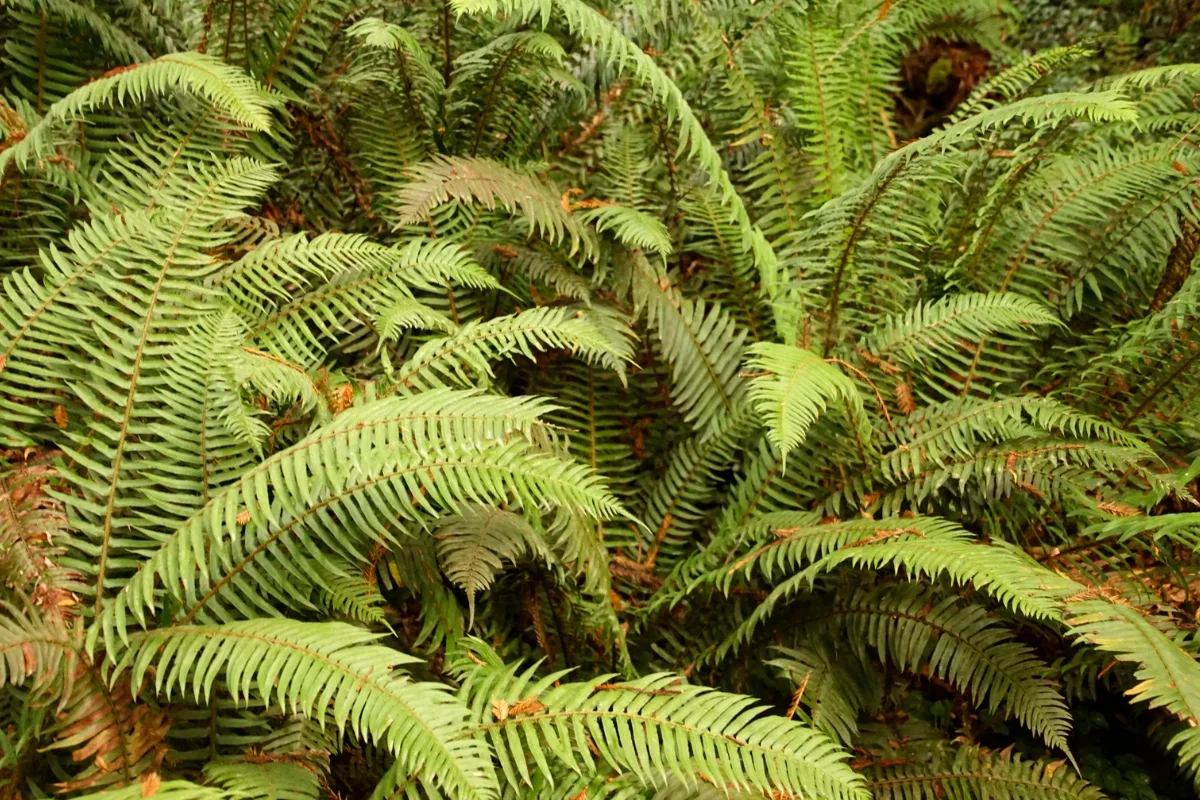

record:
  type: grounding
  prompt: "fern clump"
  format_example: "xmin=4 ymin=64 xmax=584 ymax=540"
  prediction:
xmin=2 ymin=0 xmax=1200 ymax=798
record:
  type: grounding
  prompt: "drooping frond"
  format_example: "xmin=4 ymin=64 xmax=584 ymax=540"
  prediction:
xmin=862 ymin=744 xmax=1105 ymax=800
xmin=204 ymin=760 xmax=320 ymax=800
xmin=863 ymin=293 xmax=1061 ymax=368
xmin=116 ymin=620 xmax=496 ymax=799
xmin=91 ymin=390 xmax=625 ymax=648
xmin=435 ymin=504 xmax=553 ymax=623
xmin=745 ymin=343 xmax=866 ymax=466
xmin=451 ymin=639 xmax=868 ymax=800
xmin=580 ymin=204 xmax=671 ymax=256
xmin=0 ymin=52 xmax=277 ymax=172
xmin=386 ymin=305 xmax=634 ymax=392
xmin=1065 ymin=600 xmax=1200 ymax=775
xmin=633 ymin=254 xmax=747 ymax=437
xmin=818 ymin=584 xmax=1072 ymax=753
xmin=396 ymin=156 xmax=593 ymax=258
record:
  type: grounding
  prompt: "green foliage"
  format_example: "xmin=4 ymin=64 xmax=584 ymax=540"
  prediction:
xmin=2 ymin=0 xmax=1200 ymax=798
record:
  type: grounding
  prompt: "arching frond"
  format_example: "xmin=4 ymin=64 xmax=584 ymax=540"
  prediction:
xmin=451 ymin=639 xmax=868 ymax=800
xmin=117 ymin=621 xmax=496 ymax=799
xmin=435 ymin=504 xmax=553 ymax=623
xmin=1 ymin=52 xmax=277 ymax=172
xmin=397 ymin=156 xmax=593 ymax=258
xmin=746 ymin=343 xmax=865 ymax=466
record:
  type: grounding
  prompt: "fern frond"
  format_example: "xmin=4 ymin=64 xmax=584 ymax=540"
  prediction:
xmin=863 ymin=745 xmax=1105 ymax=800
xmin=7 ymin=0 xmax=149 ymax=63
xmin=1 ymin=52 xmax=277 ymax=173
xmin=117 ymin=620 xmax=496 ymax=799
xmin=745 ymin=343 xmax=865 ymax=466
xmin=204 ymin=760 xmax=320 ymax=800
xmin=769 ymin=640 xmax=880 ymax=745
xmin=720 ymin=520 xmax=1080 ymax=658
xmin=580 ymin=204 xmax=671 ymax=255
xmin=436 ymin=504 xmax=553 ymax=624
xmin=91 ymin=390 xmax=624 ymax=647
xmin=865 ymin=293 xmax=1060 ymax=366
xmin=633 ymin=254 xmax=747 ymax=437
xmin=64 ymin=782 xmax=233 ymax=800
xmin=1065 ymin=600 xmax=1200 ymax=775
xmin=451 ymin=639 xmax=868 ymax=800
xmin=387 ymin=306 xmax=634 ymax=392
xmin=397 ymin=156 xmax=593 ymax=258
xmin=822 ymin=584 xmax=1072 ymax=753
xmin=948 ymin=46 xmax=1093 ymax=123
xmin=219 ymin=236 xmax=496 ymax=362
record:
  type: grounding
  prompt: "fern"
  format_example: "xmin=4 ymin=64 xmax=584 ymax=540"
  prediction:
xmin=1 ymin=52 xmax=277 ymax=173
xmin=451 ymin=639 xmax=867 ymax=799
xmin=745 ymin=343 xmax=866 ymax=466
xmin=3 ymin=1 xmax=1200 ymax=797
xmin=116 ymin=620 xmax=496 ymax=798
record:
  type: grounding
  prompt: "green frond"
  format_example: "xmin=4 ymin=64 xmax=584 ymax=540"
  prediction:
xmin=719 ymin=519 xmax=1080 ymax=658
xmin=345 ymin=18 xmax=442 ymax=91
xmin=1 ymin=52 xmax=277 ymax=173
xmin=204 ymin=761 xmax=320 ymax=800
xmin=948 ymin=46 xmax=1094 ymax=123
xmin=680 ymin=188 xmax=763 ymax=336
xmin=818 ymin=584 xmax=1072 ymax=753
xmin=633 ymin=254 xmax=747 ymax=437
xmin=117 ymin=620 xmax=497 ymax=799
xmin=396 ymin=157 xmax=593 ymax=258
xmin=480 ymin=243 xmax=592 ymax=303
xmin=580 ymin=204 xmax=671 ymax=256
xmin=387 ymin=306 xmax=634 ymax=392
xmin=1065 ymin=600 xmax=1200 ymax=775
xmin=637 ymin=412 xmax=751 ymax=565
xmin=91 ymin=389 xmax=624 ymax=648
xmin=450 ymin=0 xmax=776 ymax=287
xmin=314 ymin=558 xmax=389 ymax=626
xmin=863 ymin=745 xmax=1106 ymax=800
xmin=240 ymin=239 xmax=496 ymax=367
xmin=871 ymin=395 xmax=1146 ymax=485
xmin=451 ymin=639 xmax=868 ymax=800
xmin=8 ymin=0 xmax=149 ymax=63
xmin=745 ymin=343 xmax=865 ymax=466
xmin=66 ymin=782 xmax=233 ymax=800
xmin=436 ymin=504 xmax=553 ymax=624
xmin=864 ymin=293 xmax=1061 ymax=367
xmin=769 ymin=639 xmax=881 ymax=746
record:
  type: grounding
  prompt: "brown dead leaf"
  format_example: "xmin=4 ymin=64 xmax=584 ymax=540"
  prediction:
xmin=140 ymin=772 xmax=161 ymax=798
xmin=507 ymin=697 xmax=547 ymax=717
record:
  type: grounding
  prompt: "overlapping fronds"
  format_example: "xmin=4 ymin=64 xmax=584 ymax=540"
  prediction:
xmin=116 ymin=621 xmax=496 ymax=799
xmin=386 ymin=305 xmax=634 ymax=391
xmin=862 ymin=745 xmax=1106 ymax=800
xmin=397 ymin=157 xmax=592 ymax=257
xmin=451 ymin=639 xmax=868 ymax=799
xmin=1065 ymin=601 xmax=1200 ymax=774
xmin=435 ymin=504 xmax=552 ymax=623
xmin=0 ymin=52 xmax=277 ymax=172
xmin=91 ymin=389 xmax=625 ymax=649
xmin=820 ymin=584 xmax=1072 ymax=752
xmin=3 ymin=1 xmax=1200 ymax=797
xmin=632 ymin=254 xmax=747 ymax=436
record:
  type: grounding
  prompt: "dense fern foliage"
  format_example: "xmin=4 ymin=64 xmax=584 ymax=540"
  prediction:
xmin=3 ymin=0 xmax=1200 ymax=798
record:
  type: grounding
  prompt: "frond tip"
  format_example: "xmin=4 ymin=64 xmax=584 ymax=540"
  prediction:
xmin=746 ymin=343 xmax=864 ymax=465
